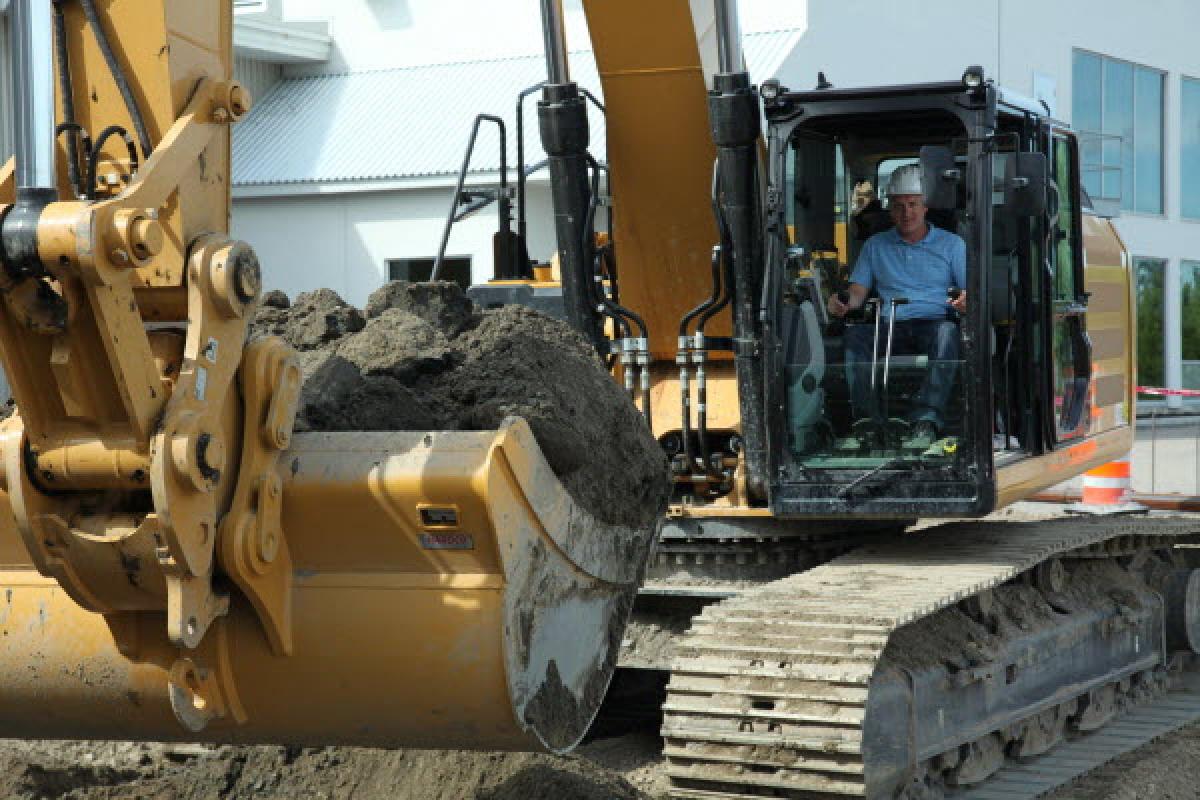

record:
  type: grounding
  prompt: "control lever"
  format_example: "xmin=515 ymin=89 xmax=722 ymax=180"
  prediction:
xmin=827 ymin=289 xmax=857 ymax=336
xmin=883 ymin=297 xmax=910 ymax=387
xmin=838 ymin=289 xmax=875 ymax=325
xmin=882 ymin=297 xmax=910 ymax=423
xmin=946 ymin=286 xmax=963 ymax=320
xmin=867 ymin=297 xmax=882 ymax=389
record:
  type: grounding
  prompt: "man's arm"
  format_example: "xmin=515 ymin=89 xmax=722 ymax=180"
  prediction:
xmin=829 ymin=240 xmax=875 ymax=317
xmin=828 ymin=283 xmax=869 ymax=317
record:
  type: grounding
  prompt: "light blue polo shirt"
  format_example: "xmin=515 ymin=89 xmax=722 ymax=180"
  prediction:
xmin=849 ymin=225 xmax=967 ymax=321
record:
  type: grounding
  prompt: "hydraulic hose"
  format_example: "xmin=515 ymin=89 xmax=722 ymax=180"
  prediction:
xmin=676 ymin=163 xmax=732 ymax=478
xmin=86 ymin=125 xmax=138 ymax=201
xmin=55 ymin=123 xmax=91 ymax=199
xmin=699 ymin=165 xmax=736 ymax=334
xmin=678 ymin=163 xmax=729 ymax=339
xmin=676 ymin=246 xmax=722 ymax=477
xmin=583 ymin=154 xmax=646 ymax=340
xmin=694 ymin=169 xmax=737 ymax=486
xmin=581 ymin=155 xmax=653 ymax=429
xmin=52 ymin=1 xmax=83 ymax=198
xmin=79 ymin=0 xmax=152 ymax=159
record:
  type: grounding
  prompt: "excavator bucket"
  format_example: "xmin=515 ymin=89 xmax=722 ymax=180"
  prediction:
xmin=0 ymin=418 xmax=656 ymax=753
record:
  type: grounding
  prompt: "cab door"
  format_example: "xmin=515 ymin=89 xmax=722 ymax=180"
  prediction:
xmin=1047 ymin=131 xmax=1092 ymax=442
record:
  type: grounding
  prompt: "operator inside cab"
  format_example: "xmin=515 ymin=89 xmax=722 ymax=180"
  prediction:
xmin=826 ymin=164 xmax=967 ymax=448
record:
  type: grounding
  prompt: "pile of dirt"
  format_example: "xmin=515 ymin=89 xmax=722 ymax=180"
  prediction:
xmin=883 ymin=548 xmax=1152 ymax=674
xmin=0 ymin=739 xmax=653 ymax=800
xmin=251 ymin=282 xmax=669 ymax=529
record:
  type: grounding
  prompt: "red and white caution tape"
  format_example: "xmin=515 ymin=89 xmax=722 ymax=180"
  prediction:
xmin=1137 ymin=386 xmax=1200 ymax=397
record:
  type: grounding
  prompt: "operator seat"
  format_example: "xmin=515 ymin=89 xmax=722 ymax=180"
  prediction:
xmin=853 ymin=201 xmax=891 ymax=241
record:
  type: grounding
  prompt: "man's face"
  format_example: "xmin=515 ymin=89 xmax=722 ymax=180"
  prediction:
xmin=888 ymin=193 xmax=927 ymax=238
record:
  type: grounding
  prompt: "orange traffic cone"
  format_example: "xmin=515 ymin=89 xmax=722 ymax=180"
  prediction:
xmin=1067 ymin=455 xmax=1147 ymax=515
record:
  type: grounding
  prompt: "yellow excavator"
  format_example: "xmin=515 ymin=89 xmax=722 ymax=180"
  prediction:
xmin=0 ymin=0 xmax=658 ymax=754
xmin=2 ymin=0 xmax=1198 ymax=798
xmin=464 ymin=0 xmax=1200 ymax=797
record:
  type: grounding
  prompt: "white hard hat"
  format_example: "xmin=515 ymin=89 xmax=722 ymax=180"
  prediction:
xmin=887 ymin=164 xmax=923 ymax=196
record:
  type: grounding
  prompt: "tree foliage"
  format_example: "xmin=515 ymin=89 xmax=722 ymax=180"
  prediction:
xmin=1136 ymin=259 xmax=1164 ymax=388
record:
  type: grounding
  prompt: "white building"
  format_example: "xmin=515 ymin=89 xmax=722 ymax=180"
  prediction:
xmin=227 ymin=1 xmax=802 ymax=307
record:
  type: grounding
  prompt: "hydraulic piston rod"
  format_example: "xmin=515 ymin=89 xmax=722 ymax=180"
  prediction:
xmin=713 ymin=0 xmax=744 ymax=74
xmin=3 ymin=0 xmax=58 ymax=277
xmin=10 ymin=0 xmax=56 ymax=193
xmin=539 ymin=0 xmax=570 ymax=85
xmin=538 ymin=0 xmax=605 ymax=353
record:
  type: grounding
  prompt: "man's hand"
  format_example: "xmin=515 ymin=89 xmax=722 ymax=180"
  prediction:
xmin=830 ymin=285 xmax=868 ymax=318
xmin=948 ymin=289 xmax=968 ymax=313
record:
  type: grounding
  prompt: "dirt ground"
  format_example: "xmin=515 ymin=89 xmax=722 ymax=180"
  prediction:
xmin=1043 ymin=722 xmax=1200 ymax=800
xmin=8 ymin=721 xmax=1200 ymax=800
xmin=0 ymin=735 xmax=667 ymax=800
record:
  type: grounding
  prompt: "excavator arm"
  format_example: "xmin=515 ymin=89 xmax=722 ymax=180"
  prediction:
xmin=0 ymin=0 xmax=656 ymax=752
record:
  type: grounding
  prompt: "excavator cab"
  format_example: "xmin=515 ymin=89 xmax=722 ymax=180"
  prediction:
xmin=761 ymin=76 xmax=1093 ymax=517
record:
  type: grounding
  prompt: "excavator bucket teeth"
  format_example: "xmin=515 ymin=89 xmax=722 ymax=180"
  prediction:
xmin=0 ymin=418 xmax=657 ymax=753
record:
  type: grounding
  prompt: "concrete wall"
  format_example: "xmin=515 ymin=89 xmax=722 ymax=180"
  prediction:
xmin=232 ymin=181 xmax=560 ymax=306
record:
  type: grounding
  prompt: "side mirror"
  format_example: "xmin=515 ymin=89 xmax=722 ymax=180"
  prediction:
xmin=1004 ymin=151 xmax=1048 ymax=217
xmin=919 ymin=146 xmax=960 ymax=210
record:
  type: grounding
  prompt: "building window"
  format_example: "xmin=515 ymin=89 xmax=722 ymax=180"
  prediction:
xmin=1072 ymin=50 xmax=1164 ymax=214
xmin=1184 ymin=79 xmax=1200 ymax=220
xmin=1184 ymin=261 xmax=1200 ymax=388
xmin=1135 ymin=256 xmax=1166 ymax=389
xmin=386 ymin=257 xmax=472 ymax=290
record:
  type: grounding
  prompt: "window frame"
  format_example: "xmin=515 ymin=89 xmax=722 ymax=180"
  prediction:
xmin=1132 ymin=255 xmax=1168 ymax=391
xmin=1181 ymin=260 xmax=1200 ymax=393
xmin=1071 ymin=48 xmax=1166 ymax=216
xmin=1183 ymin=76 xmax=1200 ymax=221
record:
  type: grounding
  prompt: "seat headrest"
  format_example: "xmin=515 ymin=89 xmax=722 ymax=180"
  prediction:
xmin=854 ymin=209 xmax=893 ymax=241
xmin=927 ymin=208 xmax=959 ymax=233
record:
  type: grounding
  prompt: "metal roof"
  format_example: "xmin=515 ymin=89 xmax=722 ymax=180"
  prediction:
xmin=232 ymin=29 xmax=801 ymax=188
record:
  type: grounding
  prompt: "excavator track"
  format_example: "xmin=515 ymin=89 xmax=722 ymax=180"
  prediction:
xmin=661 ymin=516 xmax=1200 ymax=799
